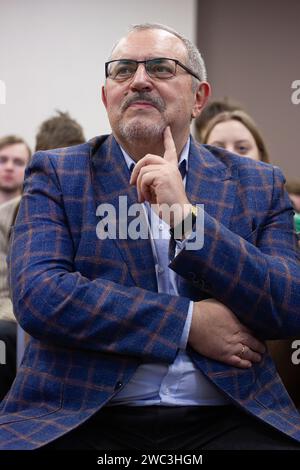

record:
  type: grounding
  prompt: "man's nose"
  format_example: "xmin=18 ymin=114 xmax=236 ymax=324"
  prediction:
xmin=4 ymin=160 xmax=14 ymax=171
xmin=129 ymin=63 xmax=153 ymax=91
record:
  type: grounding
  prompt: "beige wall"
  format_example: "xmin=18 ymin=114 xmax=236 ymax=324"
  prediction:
xmin=197 ymin=0 xmax=300 ymax=178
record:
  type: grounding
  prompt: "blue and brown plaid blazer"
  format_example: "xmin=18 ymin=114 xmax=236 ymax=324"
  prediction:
xmin=0 ymin=135 xmax=300 ymax=449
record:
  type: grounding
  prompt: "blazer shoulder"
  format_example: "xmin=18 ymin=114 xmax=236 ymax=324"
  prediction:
xmin=29 ymin=135 xmax=109 ymax=173
xmin=33 ymin=142 xmax=90 ymax=167
xmin=201 ymin=143 xmax=281 ymax=182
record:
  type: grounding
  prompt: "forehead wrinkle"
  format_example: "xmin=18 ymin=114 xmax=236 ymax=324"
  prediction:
xmin=111 ymin=31 xmax=188 ymax=64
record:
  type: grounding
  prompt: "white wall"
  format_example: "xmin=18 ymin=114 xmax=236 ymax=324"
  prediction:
xmin=0 ymin=0 xmax=196 ymax=150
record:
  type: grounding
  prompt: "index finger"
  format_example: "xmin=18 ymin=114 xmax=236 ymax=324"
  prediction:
xmin=163 ymin=126 xmax=178 ymax=164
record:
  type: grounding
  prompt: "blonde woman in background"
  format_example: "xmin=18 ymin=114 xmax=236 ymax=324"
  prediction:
xmin=201 ymin=109 xmax=270 ymax=163
xmin=195 ymin=98 xmax=242 ymax=143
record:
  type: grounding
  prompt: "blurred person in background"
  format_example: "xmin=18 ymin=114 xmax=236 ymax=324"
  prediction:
xmin=286 ymin=179 xmax=300 ymax=244
xmin=202 ymin=109 xmax=270 ymax=163
xmin=35 ymin=110 xmax=85 ymax=151
xmin=0 ymin=112 xmax=85 ymax=402
xmin=0 ymin=135 xmax=31 ymax=400
xmin=195 ymin=98 xmax=242 ymax=143
xmin=0 ymin=136 xmax=30 ymax=206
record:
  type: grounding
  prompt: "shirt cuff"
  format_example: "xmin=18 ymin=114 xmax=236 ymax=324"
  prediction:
xmin=179 ymin=300 xmax=194 ymax=350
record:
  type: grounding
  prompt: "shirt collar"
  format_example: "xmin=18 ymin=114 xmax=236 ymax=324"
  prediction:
xmin=119 ymin=136 xmax=191 ymax=174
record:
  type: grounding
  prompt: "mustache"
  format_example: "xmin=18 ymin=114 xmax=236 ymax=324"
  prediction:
xmin=121 ymin=92 xmax=166 ymax=112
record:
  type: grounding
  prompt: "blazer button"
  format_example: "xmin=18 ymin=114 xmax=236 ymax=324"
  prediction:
xmin=193 ymin=278 xmax=205 ymax=289
xmin=187 ymin=272 xmax=206 ymax=289
xmin=114 ymin=381 xmax=123 ymax=391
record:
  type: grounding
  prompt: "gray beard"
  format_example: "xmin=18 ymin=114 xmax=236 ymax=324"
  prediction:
xmin=118 ymin=119 xmax=166 ymax=142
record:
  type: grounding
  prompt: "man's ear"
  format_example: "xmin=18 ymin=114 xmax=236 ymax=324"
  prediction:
xmin=101 ymin=85 xmax=108 ymax=109
xmin=191 ymin=81 xmax=211 ymax=119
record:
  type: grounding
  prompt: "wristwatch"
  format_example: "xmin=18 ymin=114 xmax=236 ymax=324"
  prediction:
xmin=170 ymin=204 xmax=198 ymax=240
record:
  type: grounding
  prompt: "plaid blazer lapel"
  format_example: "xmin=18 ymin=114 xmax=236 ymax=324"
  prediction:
xmin=90 ymin=135 xmax=157 ymax=292
xmin=186 ymin=138 xmax=238 ymax=227
xmin=176 ymin=139 xmax=238 ymax=299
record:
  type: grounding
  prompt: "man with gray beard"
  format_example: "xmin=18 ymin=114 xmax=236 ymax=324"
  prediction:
xmin=1 ymin=24 xmax=300 ymax=450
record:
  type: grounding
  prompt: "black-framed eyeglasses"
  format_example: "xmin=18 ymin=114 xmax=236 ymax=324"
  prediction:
xmin=105 ymin=57 xmax=201 ymax=82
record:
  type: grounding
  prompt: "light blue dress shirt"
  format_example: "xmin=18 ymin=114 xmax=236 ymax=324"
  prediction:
xmin=110 ymin=138 xmax=228 ymax=406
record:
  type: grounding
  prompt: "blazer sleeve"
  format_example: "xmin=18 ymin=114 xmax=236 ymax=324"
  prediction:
xmin=170 ymin=166 xmax=300 ymax=339
xmin=8 ymin=151 xmax=189 ymax=363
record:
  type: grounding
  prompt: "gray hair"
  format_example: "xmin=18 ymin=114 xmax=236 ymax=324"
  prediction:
xmin=110 ymin=23 xmax=207 ymax=91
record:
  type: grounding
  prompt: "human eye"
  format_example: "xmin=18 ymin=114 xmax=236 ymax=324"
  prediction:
xmin=237 ymin=144 xmax=250 ymax=155
xmin=112 ymin=61 xmax=136 ymax=80
xmin=14 ymin=158 xmax=26 ymax=167
xmin=148 ymin=59 xmax=174 ymax=77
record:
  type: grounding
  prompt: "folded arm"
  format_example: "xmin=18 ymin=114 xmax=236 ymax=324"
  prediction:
xmin=171 ymin=166 xmax=300 ymax=339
